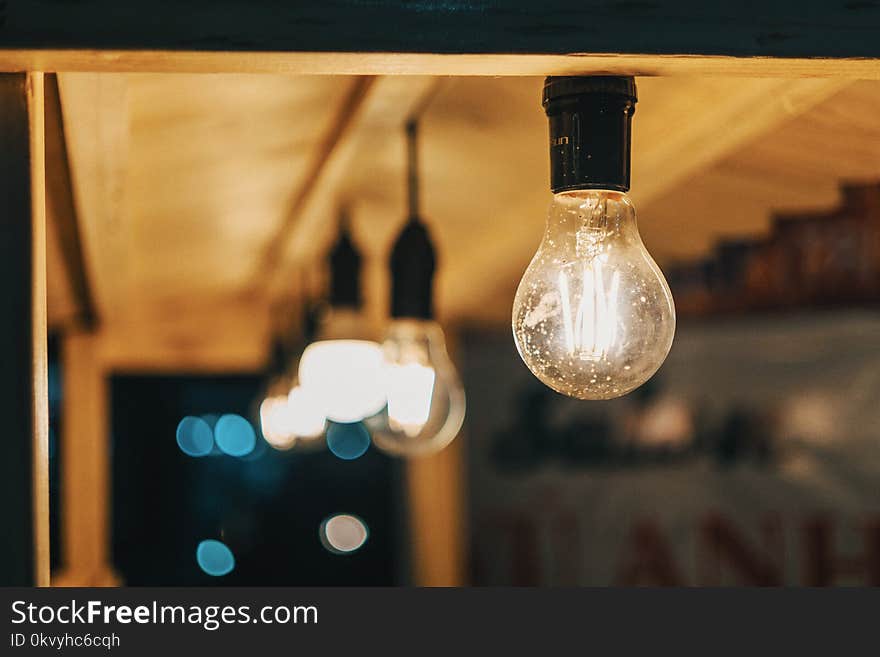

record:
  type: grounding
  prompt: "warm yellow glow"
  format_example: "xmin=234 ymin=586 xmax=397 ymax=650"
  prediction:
xmin=559 ymin=258 xmax=621 ymax=362
xmin=259 ymin=396 xmax=298 ymax=450
xmin=298 ymin=340 xmax=387 ymax=423
xmin=512 ymin=191 xmax=675 ymax=400
xmin=286 ymin=385 xmax=326 ymax=439
xmin=374 ymin=319 xmax=466 ymax=457
xmin=385 ymin=362 xmax=436 ymax=437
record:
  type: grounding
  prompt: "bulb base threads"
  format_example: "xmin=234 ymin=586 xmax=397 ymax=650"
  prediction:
xmin=543 ymin=76 xmax=637 ymax=194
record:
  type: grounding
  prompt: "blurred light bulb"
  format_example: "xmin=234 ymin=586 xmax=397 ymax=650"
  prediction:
xmin=259 ymin=395 xmax=298 ymax=450
xmin=286 ymin=385 xmax=327 ymax=439
xmin=372 ymin=319 xmax=465 ymax=456
xmin=298 ymin=339 xmax=386 ymax=423
xmin=512 ymin=190 xmax=675 ymax=399
xmin=386 ymin=362 xmax=435 ymax=435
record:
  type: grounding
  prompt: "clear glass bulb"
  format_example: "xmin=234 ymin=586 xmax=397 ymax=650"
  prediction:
xmin=371 ymin=319 xmax=466 ymax=457
xmin=512 ymin=190 xmax=675 ymax=400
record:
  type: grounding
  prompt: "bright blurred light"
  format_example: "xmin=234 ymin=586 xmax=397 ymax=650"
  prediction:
xmin=326 ymin=422 xmax=371 ymax=460
xmin=176 ymin=416 xmax=214 ymax=457
xmin=778 ymin=392 xmax=838 ymax=445
xmin=287 ymin=385 xmax=327 ymax=438
xmin=386 ymin=362 xmax=435 ymax=436
xmin=636 ymin=397 xmax=693 ymax=448
xmin=260 ymin=386 xmax=327 ymax=450
xmin=214 ymin=414 xmax=256 ymax=457
xmin=259 ymin=396 xmax=298 ymax=450
xmin=320 ymin=514 xmax=368 ymax=554
xmin=196 ymin=539 xmax=235 ymax=576
xmin=298 ymin=340 xmax=387 ymax=423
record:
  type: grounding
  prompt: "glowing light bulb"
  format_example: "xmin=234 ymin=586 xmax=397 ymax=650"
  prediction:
xmin=259 ymin=395 xmax=298 ymax=450
xmin=286 ymin=385 xmax=327 ymax=438
xmin=258 ymin=371 xmax=300 ymax=449
xmin=298 ymin=339 xmax=386 ymax=423
xmin=386 ymin=362 xmax=435 ymax=435
xmin=299 ymin=216 xmax=385 ymax=424
xmin=372 ymin=122 xmax=466 ymax=456
xmin=513 ymin=76 xmax=675 ymax=399
xmin=259 ymin=380 xmax=328 ymax=450
xmin=372 ymin=319 xmax=465 ymax=456
xmin=512 ymin=190 xmax=675 ymax=399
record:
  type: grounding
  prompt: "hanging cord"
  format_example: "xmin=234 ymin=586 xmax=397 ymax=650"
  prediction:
xmin=391 ymin=117 xmax=437 ymax=320
xmin=405 ymin=119 xmax=420 ymax=222
xmin=402 ymin=78 xmax=448 ymax=224
xmin=337 ymin=203 xmax=352 ymax=233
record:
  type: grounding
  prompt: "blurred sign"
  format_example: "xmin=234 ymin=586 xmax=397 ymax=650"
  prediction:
xmin=463 ymin=312 xmax=880 ymax=585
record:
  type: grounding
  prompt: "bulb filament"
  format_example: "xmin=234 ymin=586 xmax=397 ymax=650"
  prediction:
xmin=558 ymin=258 xmax=620 ymax=361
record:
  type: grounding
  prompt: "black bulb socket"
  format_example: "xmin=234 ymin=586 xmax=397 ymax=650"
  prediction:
xmin=328 ymin=228 xmax=362 ymax=308
xmin=543 ymin=76 xmax=637 ymax=194
xmin=390 ymin=218 xmax=436 ymax=320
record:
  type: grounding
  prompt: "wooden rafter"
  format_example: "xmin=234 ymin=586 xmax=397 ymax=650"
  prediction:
xmin=0 ymin=52 xmax=878 ymax=78
xmin=45 ymin=73 xmax=99 ymax=330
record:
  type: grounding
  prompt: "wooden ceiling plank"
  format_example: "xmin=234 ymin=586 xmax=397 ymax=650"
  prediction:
xmin=56 ymin=73 xmax=130 ymax=326
xmin=95 ymin=301 xmax=270 ymax=373
xmin=0 ymin=51 xmax=878 ymax=78
xmin=641 ymin=81 xmax=880 ymax=263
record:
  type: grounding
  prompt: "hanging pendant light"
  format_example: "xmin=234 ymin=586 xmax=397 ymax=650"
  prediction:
xmin=371 ymin=120 xmax=466 ymax=457
xmin=512 ymin=77 xmax=675 ymax=400
xmin=258 ymin=298 xmax=326 ymax=451
xmin=297 ymin=211 xmax=387 ymax=424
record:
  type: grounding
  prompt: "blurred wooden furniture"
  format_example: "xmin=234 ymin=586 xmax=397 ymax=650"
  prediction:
xmin=670 ymin=183 xmax=880 ymax=316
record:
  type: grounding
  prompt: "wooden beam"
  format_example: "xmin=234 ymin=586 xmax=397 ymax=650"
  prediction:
xmin=52 ymin=333 xmax=119 ymax=586
xmin=29 ymin=72 xmax=49 ymax=589
xmin=406 ymin=416 xmax=467 ymax=586
xmin=252 ymin=77 xmax=376 ymax=287
xmin=55 ymin=73 xmax=128 ymax=329
xmin=96 ymin=312 xmax=269 ymax=374
xmin=0 ymin=51 xmax=877 ymax=78
xmin=260 ymin=76 xmax=441 ymax=324
xmin=0 ymin=2 xmax=880 ymax=60
xmin=45 ymin=73 xmax=98 ymax=330
xmin=0 ymin=72 xmax=49 ymax=586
